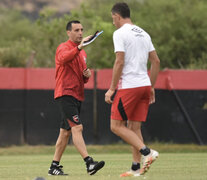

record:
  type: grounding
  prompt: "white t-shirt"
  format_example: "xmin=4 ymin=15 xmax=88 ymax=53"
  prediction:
xmin=113 ymin=23 xmax=155 ymax=89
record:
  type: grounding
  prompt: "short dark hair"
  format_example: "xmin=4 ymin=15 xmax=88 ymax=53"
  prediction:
xmin=111 ymin=2 xmax=130 ymax=18
xmin=66 ymin=20 xmax=80 ymax=31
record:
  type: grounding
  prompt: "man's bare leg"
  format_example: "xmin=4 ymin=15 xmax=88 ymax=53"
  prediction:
xmin=53 ymin=128 xmax=71 ymax=161
xmin=48 ymin=128 xmax=71 ymax=175
xmin=111 ymin=119 xmax=145 ymax=150
xmin=127 ymin=121 xmax=159 ymax=176
xmin=71 ymin=124 xmax=105 ymax=175
xmin=71 ymin=124 xmax=88 ymax=158
xmin=128 ymin=121 xmax=143 ymax=164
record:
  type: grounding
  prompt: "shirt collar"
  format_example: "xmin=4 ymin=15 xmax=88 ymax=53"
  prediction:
xmin=67 ymin=39 xmax=79 ymax=47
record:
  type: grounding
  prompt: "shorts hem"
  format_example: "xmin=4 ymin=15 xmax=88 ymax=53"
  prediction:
xmin=110 ymin=116 xmax=147 ymax=122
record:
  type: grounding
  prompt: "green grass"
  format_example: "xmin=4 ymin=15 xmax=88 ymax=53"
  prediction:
xmin=1 ymin=143 xmax=207 ymax=155
xmin=0 ymin=144 xmax=207 ymax=180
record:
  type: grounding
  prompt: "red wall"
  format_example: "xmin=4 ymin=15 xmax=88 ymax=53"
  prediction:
xmin=0 ymin=68 xmax=207 ymax=90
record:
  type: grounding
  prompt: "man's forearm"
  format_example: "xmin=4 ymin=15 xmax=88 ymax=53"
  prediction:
xmin=150 ymin=61 xmax=160 ymax=88
xmin=58 ymin=47 xmax=80 ymax=64
xmin=149 ymin=50 xmax=160 ymax=88
xmin=110 ymin=59 xmax=124 ymax=90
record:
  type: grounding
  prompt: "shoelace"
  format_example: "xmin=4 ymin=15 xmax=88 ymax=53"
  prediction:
xmin=86 ymin=161 xmax=98 ymax=169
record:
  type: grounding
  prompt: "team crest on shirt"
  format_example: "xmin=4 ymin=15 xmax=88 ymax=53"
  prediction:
xmin=72 ymin=115 xmax=79 ymax=123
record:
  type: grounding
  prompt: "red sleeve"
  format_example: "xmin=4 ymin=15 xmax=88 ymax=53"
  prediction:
xmin=56 ymin=44 xmax=80 ymax=64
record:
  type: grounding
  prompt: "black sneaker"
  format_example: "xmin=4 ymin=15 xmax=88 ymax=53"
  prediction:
xmin=86 ymin=158 xmax=105 ymax=175
xmin=48 ymin=165 xmax=68 ymax=176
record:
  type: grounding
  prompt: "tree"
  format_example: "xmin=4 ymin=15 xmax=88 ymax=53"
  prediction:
xmin=0 ymin=9 xmax=35 ymax=67
xmin=0 ymin=0 xmax=207 ymax=69
xmin=77 ymin=0 xmax=207 ymax=69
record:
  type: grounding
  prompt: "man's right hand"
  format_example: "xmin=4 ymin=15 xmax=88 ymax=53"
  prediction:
xmin=105 ymin=89 xmax=115 ymax=104
xmin=149 ymin=87 xmax=155 ymax=104
xmin=78 ymin=35 xmax=93 ymax=50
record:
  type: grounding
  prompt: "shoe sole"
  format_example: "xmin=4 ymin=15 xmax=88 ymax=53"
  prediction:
xmin=88 ymin=161 xmax=105 ymax=175
xmin=48 ymin=174 xmax=68 ymax=176
xmin=120 ymin=172 xmax=140 ymax=177
xmin=140 ymin=153 xmax=159 ymax=175
xmin=120 ymin=172 xmax=134 ymax=177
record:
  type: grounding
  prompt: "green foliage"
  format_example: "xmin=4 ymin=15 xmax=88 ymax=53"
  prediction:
xmin=80 ymin=0 xmax=207 ymax=69
xmin=33 ymin=8 xmax=67 ymax=67
xmin=133 ymin=0 xmax=207 ymax=69
xmin=0 ymin=0 xmax=207 ymax=69
xmin=0 ymin=39 xmax=32 ymax=67
xmin=0 ymin=9 xmax=35 ymax=67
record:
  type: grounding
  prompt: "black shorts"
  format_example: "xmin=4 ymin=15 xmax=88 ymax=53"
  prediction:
xmin=56 ymin=95 xmax=82 ymax=130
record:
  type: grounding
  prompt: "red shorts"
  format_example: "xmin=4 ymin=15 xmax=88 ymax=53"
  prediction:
xmin=111 ymin=86 xmax=151 ymax=122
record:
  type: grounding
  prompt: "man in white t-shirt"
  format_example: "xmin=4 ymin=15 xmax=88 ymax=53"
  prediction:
xmin=105 ymin=2 xmax=160 ymax=177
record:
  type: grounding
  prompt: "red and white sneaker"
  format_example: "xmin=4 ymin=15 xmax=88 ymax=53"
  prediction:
xmin=140 ymin=149 xmax=159 ymax=175
xmin=120 ymin=169 xmax=140 ymax=177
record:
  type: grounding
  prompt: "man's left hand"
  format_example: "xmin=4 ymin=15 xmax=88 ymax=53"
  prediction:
xmin=83 ymin=68 xmax=91 ymax=78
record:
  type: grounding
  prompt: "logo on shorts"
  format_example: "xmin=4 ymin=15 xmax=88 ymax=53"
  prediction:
xmin=72 ymin=115 xmax=79 ymax=123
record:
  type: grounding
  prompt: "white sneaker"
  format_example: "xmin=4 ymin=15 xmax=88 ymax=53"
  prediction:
xmin=120 ymin=169 xmax=140 ymax=177
xmin=140 ymin=149 xmax=159 ymax=175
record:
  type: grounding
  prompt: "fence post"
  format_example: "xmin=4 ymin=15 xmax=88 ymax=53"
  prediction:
xmin=167 ymin=76 xmax=204 ymax=145
xmin=93 ymin=69 xmax=98 ymax=143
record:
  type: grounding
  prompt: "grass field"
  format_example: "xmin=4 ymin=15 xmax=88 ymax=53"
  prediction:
xmin=0 ymin=144 xmax=207 ymax=180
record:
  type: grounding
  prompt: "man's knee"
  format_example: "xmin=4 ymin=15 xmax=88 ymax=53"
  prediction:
xmin=72 ymin=124 xmax=83 ymax=134
xmin=110 ymin=122 xmax=121 ymax=135
xmin=60 ymin=128 xmax=70 ymax=138
xmin=128 ymin=121 xmax=141 ymax=132
xmin=110 ymin=123 xmax=116 ymax=133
